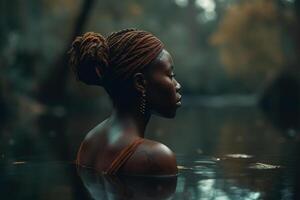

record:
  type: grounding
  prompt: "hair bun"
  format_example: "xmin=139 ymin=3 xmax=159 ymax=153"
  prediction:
xmin=68 ymin=32 xmax=109 ymax=86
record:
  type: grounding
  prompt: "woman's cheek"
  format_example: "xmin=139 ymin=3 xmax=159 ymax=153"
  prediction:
xmin=148 ymin=76 xmax=175 ymax=104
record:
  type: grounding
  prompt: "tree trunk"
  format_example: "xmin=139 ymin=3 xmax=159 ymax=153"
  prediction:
xmin=36 ymin=0 xmax=95 ymax=105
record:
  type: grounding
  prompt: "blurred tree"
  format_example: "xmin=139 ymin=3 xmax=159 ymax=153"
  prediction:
xmin=294 ymin=0 xmax=300 ymax=55
xmin=211 ymin=0 xmax=289 ymax=88
xmin=36 ymin=0 xmax=95 ymax=105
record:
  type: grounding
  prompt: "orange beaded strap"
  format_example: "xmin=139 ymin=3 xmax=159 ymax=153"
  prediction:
xmin=75 ymin=142 xmax=94 ymax=170
xmin=104 ymin=138 xmax=144 ymax=175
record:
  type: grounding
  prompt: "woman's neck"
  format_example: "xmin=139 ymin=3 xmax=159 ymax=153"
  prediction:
xmin=110 ymin=109 xmax=150 ymax=138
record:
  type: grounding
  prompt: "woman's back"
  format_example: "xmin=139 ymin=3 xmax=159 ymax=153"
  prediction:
xmin=76 ymin=117 xmax=178 ymax=176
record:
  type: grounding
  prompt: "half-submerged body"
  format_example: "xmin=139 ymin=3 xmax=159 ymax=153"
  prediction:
xmin=76 ymin=114 xmax=178 ymax=176
xmin=69 ymin=29 xmax=181 ymax=176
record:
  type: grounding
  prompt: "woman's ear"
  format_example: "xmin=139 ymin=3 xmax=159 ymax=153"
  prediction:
xmin=133 ymin=73 xmax=147 ymax=93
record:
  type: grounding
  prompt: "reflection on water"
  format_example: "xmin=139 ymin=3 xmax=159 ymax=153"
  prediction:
xmin=0 ymin=106 xmax=300 ymax=199
xmin=175 ymin=155 xmax=284 ymax=200
xmin=0 ymin=153 xmax=297 ymax=199
xmin=78 ymin=167 xmax=177 ymax=200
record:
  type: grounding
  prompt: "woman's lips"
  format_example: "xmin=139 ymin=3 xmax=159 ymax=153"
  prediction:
xmin=176 ymin=94 xmax=182 ymax=106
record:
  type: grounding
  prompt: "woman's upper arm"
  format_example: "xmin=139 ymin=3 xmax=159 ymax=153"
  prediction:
xmin=121 ymin=140 xmax=178 ymax=176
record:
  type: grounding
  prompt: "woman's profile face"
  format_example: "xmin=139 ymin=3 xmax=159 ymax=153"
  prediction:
xmin=145 ymin=49 xmax=182 ymax=118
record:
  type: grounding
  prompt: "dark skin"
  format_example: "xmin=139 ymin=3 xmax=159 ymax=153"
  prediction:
xmin=77 ymin=49 xmax=182 ymax=176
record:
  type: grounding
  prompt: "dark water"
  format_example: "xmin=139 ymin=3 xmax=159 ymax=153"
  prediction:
xmin=0 ymin=105 xmax=299 ymax=199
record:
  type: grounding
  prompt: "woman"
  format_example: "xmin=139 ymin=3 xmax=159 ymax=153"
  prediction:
xmin=69 ymin=28 xmax=182 ymax=176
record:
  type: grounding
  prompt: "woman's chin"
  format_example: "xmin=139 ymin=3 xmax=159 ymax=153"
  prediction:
xmin=152 ymin=109 xmax=177 ymax=119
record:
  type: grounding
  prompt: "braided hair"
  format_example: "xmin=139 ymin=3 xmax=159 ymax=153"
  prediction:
xmin=68 ymin=28 xmax=164 ymax=91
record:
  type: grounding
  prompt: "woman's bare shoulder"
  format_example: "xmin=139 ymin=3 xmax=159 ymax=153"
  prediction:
xmin=84 ymin=119 xmax=109 ymax=141
xmin=77 ymin=120 xmax=109 ymax=165
xmin=141 ymin=139 xmax=176 ymax=159
xmin=120 ymin=138 xmax=178 ymax=176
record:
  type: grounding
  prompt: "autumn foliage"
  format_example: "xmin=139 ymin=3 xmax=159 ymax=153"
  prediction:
xmin=211 ymin=0 xmax=294 ymax=86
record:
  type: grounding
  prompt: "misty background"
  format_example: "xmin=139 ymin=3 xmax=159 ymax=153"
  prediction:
xmin=0 ymin=0 xmax=299 ymax=165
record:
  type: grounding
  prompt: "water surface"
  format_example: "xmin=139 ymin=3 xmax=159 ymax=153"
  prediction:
xmin=1 ymin=105 xmax=299 ymax=199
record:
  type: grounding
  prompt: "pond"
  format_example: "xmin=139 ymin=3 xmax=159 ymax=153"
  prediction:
xmin=0 ymin=104 xmax=299 ymax=199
